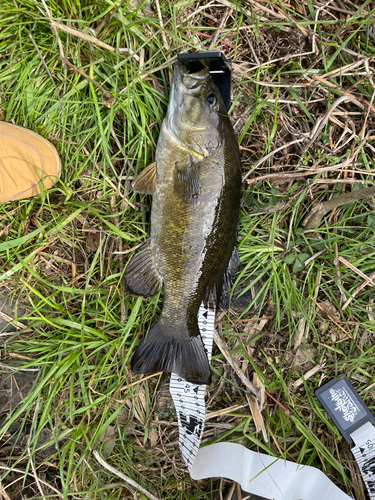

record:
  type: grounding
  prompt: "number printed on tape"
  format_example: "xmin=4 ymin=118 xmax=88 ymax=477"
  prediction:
xmin=353 ymin=437 xmax=375 ymax=498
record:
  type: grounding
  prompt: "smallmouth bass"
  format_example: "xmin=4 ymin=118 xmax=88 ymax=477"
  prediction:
xmin=124 ymin=60 xmax=242 ymax=384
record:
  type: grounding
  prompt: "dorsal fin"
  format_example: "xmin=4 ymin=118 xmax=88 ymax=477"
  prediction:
xmin=131 ymin=162 xmax=157 ymax=194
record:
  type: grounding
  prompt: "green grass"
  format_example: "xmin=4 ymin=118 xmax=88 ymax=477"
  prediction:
xmin=0 ymin=0 xmax=375 ymax=498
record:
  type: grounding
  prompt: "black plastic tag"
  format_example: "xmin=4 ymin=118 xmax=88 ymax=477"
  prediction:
xmin=177 ymin=52 xmax=232 ymax=111
xmin=315 ymin=374 xmax=375 ymax=445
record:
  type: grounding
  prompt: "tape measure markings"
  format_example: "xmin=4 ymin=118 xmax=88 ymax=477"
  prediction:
xmin=170 ymin=302 xmax=215 ymax=470
xmin=350 ymin=421 xmax=375 ymax=498
xmin=352 ymin=441 xmax=375 ymax=497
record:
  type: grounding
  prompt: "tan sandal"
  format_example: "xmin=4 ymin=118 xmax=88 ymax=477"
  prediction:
xmin=0 ymin=122 xmax=62 ymax=202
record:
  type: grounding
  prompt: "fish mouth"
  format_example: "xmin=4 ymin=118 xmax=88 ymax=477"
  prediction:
xmin=173 ymin=60 xmax=210 ymax=97
xmin=169 ymin=61 xmax=211 ymax=132
xmin=177 ymin=61 xmax=210 ymax=89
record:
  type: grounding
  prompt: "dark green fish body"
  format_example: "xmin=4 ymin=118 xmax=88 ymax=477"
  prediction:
xmin=124 ymin=61 xmax=242 ymax=384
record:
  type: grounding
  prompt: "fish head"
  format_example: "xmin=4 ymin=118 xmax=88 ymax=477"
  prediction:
xmin=165 ymin=61 xmax=228 ymax=157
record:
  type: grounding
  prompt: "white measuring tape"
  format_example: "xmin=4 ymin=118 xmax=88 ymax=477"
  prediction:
xmin=169 ymin=303 xmax=214 ymax=468
xmin=169 ymin=304 xmax=375 ymax=500
xmin=351 ymin=422 xmax=375 ymax=498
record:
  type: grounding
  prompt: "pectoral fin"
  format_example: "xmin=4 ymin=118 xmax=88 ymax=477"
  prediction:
xmin=173 ymin=158 xmax=201 ymax=204
xmin=131 ymin=162 xmax=157 ymax=194
xmin=123 ymin=239 xmax=162 ymax=297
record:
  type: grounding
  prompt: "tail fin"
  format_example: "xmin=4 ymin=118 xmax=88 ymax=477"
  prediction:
xmin=131 ymin=321 xmax=210 ymax=384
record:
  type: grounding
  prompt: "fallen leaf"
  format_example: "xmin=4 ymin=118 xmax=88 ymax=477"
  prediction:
xmin=319 ymin=300 xmax=340 ymax=320
xmin=148 ymin=427 xmax=158 ymax=448
xmin=116 ymin=407 xmax=129 ymax=424
xmin=87 ymin=231 xmax=101 ymax=251
xmin=96 ymin=425 xmax=117 ymax=458
xmin=135 ymin=387 xmax=147 ymax=423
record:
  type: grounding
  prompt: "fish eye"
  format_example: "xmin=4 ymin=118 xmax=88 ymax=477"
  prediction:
xmin=206 ymin=94 xmax=216 ymax=106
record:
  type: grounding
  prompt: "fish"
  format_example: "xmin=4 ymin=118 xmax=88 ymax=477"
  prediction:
xmin=124 ymin=60 xmax=242 ymax=384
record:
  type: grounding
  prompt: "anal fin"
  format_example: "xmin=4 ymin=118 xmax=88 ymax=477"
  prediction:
xmin=205 ymin=246 xmax=240 ymax=306
xmin=123 ymin=240 xmax=162 ymax=297
xmin=223 ymin=245 xmax=240 ymax=292
xmin=131 ymin=162 xmax=157 ymax=194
